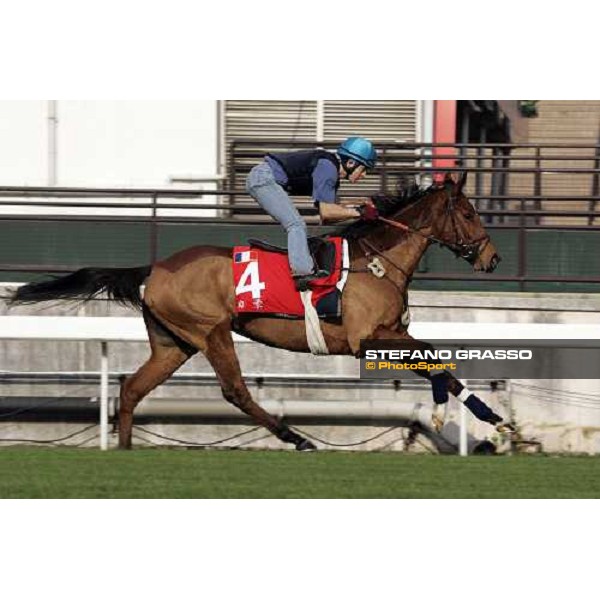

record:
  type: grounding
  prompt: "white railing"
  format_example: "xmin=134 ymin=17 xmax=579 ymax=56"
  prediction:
xmin=1 ymin=315 xmax=598 ymax=452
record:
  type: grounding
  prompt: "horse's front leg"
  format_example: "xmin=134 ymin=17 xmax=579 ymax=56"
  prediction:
xmin=439 ymin=374 xmax=516 ymax=433
xmin=373 ymin=328 xmax=513 ymax=434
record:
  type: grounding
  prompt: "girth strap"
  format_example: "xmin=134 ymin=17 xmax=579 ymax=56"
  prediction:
xmin=300 ymin=290 xmax=329 ymax=355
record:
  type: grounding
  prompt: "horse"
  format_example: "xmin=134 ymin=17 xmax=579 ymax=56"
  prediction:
xmin=9 ymin=172 xmax=512 ymax=451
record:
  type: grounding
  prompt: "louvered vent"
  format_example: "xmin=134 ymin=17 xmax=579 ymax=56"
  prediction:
xmin=225 ymin=100 xmax=418 ymax=203
xmin=323 ymin=100 xmax=417 ymax=196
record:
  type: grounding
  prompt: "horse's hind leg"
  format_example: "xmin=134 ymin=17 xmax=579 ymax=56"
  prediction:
xmin=118 ymin=346 xmax=189 ymax=449
xmin=118 ymin=308 xmax=195 ymax=449
xmin=203 ymin=322 xmax=316 ymax=451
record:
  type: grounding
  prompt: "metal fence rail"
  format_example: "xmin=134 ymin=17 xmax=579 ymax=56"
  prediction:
xmin=229 ymin=139 xmax=600 ymax=193
xmin=1 ymin=142 xmax=599 ymax=290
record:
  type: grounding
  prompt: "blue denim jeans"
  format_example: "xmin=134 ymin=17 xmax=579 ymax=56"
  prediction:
xmin=246 ymin=162 xmax=314 ymax=276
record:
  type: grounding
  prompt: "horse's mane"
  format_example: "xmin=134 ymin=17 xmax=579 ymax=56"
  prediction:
xmin=333 ymin=182 xmax=435 ymax=240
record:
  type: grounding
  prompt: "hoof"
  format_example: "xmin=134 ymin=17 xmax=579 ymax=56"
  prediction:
xmin=432 ymin=402 xmax=448 ymax=433
xmin=296 ymin=439 xmax=317 ymax=452
xmin=496 ymin=421 xmax=516 ymax=435
xmin=472 ymin=440 xmax=497 ymax=455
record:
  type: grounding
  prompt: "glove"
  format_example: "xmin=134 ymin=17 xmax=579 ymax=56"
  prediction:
xmin=358 ymin=203 xmax=379 ymax=221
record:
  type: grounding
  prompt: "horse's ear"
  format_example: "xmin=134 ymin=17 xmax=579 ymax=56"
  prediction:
xmin=443 ymin=172 xmax=455 ymax=185
xmin=457 ymin=171 xmax=468 ymax=193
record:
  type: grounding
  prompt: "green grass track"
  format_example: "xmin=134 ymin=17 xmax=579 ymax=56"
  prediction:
xmin=0 ymin=447 xmax=599 ymax=498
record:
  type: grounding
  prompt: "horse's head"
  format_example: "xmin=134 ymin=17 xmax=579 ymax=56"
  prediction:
xmin=423 ymin=172 xmax=501 ymax=273
xmin=345 ymin=173 xmax=501 ymax=272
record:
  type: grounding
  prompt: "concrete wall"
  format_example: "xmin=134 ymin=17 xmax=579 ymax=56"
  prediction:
xmin=0 ymin=100 xmax=218 ymax=189
xmin=1 ymin=287 xmax=599 ymax=454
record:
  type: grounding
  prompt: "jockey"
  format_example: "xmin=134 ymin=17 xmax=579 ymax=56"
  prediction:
xmin=246 ymin=137 xmax=379 ymax=291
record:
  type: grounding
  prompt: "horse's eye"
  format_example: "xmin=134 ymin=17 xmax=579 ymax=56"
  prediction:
xmin=464 ymin=212 xmax=475 ymax=221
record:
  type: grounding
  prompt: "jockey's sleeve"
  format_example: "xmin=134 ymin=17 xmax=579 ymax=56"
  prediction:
xmin=312 ymin=159 xmax=338 ymax=205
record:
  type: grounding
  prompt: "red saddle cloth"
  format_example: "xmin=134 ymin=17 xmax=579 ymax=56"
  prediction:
xmin=233 ymin=237 xmax=346 ymax=318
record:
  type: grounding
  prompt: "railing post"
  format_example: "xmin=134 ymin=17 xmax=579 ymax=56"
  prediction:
xmin=534 ymin=147 xmax=542 ymax=225
xmin=381 ymin=146 xmax=387 ymax=193
xmin=475 ymin=132 xmax=486 ymax=207
xmin=458 ymin=379 xmax=468 ymax=456
xmin=459 ymin=109 xmax=470 ymax=165
xmin=590 ymin=143 xmax=600 ymax=226
xmin=459 ymin=402 xmax=468 ymax=457
xmin=518 ymin=196 xmax=527 ymax=292
xmin=229 ymin=140 xmax=236 ymax=208
xmin=491 ymin=147 xmax=502 ymax=225
xmin=498 ymin=147 xmax=510 ymax=224
xmin=100 ymin=341 xmax=109 ymax=451
xmin=150 ymin=192 xmax=158 ymax=263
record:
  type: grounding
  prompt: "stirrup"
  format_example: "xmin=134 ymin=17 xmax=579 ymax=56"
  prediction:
xmin=293 ymin=269 xmax=330 ymax=292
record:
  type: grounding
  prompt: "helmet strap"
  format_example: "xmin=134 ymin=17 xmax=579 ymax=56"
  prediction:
xmin=341 ymin=157 xmax=358 ymax=178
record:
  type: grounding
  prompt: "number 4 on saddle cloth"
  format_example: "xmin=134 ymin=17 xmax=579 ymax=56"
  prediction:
xmin=233 ymin=237 xmax=349 ymax=319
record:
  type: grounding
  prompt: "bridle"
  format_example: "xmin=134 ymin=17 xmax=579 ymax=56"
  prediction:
xmin=376 ymin=185 xmax=491 ymax=265
xmin=353 ymin=185 xmax=492 ymax=289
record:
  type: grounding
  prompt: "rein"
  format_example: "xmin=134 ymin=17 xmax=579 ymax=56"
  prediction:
xmin=351 ymin=186 xmax=491 ymax=285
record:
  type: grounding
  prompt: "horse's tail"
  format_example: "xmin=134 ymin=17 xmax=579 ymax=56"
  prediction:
xmin=8 ymin=265 xmax=152 ymax=310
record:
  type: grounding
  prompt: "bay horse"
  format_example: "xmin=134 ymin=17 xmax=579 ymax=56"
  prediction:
xmin=10 ymin=172 xmax=511 ymax=451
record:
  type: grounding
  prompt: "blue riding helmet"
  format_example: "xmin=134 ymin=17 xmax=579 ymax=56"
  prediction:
xmin=337 ymin=137 xmax=377 ymax=169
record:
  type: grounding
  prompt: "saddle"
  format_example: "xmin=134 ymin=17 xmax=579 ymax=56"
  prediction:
xmin=247 ymin=237 xmax=337 ymax=275
xmin=233 ymin=237 xmax=348 ymax=320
